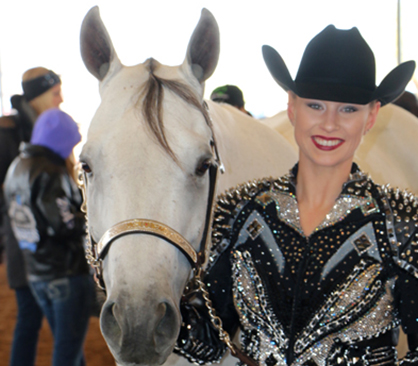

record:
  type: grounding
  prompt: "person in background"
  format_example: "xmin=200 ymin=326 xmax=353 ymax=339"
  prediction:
xmin=210 ymin=84 xmax=252 ymax=116
xmin=175 ymin=25 xmax=418 ymax=366
xmin=0 ymin=67 xmax=62 ymax=366
xmin=4 ymin=108 xmax=93 ymax=366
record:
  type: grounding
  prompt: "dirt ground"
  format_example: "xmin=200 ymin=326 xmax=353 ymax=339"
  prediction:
xmin=0 ymin=264 xmax=115 ymax=366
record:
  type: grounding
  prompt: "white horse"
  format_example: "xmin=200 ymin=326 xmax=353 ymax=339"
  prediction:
xmin=263 ymin=103 xmax=418 ymax=195
xmin=79 ymin=7 xmax=296 ymax=366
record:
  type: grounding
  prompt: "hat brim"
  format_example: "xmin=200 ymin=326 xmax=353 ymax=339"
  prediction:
xmin=262 ymin=45 xmax=295 ymax=92
xmin=371 ymin=61 xmax=416 ymax=106
xmin=294 ymin=83 xmax=375 ymax=105
xmin=262 ymin=45 xmax=416 ymax=106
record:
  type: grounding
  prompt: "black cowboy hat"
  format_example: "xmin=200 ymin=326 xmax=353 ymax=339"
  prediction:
xmin=262 ymin=25 xmax=416 ymax=106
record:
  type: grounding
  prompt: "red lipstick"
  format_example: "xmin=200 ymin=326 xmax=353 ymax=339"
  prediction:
xmin=312 ymin=135 xmax=344 ymax=151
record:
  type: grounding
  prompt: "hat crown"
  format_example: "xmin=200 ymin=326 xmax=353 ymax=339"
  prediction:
xmin=296 ymin=25 xmax=376 ymax=92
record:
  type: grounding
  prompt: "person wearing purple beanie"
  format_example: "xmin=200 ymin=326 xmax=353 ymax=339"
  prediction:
xmin=4 ymin=108 xmax=93 ymax=366
xmin=0 ymin=68 xmax=64 ymax=366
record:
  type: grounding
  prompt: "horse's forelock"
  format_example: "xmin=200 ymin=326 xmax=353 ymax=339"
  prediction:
xmin=139 ymin=60 xmax=211 ymax=162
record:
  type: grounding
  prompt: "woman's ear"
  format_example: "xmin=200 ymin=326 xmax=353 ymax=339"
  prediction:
xmin=287 ymin=91 xmax=296 ymax=125
xmin=364 ymin=101 xmax=381 ymax=134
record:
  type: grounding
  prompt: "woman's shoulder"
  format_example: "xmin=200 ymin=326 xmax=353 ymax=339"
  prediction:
xmin=215 ymin=174 xmax=293 ymax=215
xmin=377 ymin=183 xmax=418 ymax=216
xmin=375 ymin=183 xmax=418 ymax=277
xmin=210 ymin=174 xmax=293 ymax=255
xmin=349 ymin=166 xmax=418 ymax=212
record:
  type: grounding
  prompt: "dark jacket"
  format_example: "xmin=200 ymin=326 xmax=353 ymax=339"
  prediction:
xmin=4 ymin=143 xmax=89 ymax=282
xmin=0 ymin=104 xmax=34 ymax=288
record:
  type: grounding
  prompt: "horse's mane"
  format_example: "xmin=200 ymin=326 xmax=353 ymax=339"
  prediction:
xmin=140 ymin=58 xmax=211 ymax=161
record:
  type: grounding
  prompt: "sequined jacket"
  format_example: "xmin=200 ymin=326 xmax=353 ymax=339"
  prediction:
xmin=175 ymin=164 xmax=418 ymax=366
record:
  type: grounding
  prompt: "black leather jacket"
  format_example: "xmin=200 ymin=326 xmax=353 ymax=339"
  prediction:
xmin=4 ymin=144 xmax=89 ymax=282
xmin=0 ymin=116 xmax=23 ymax=276
xmin=0 ymin=96 xmax=37 ymax=288
xmin=175 ymin=164 xmax=418 ymax=366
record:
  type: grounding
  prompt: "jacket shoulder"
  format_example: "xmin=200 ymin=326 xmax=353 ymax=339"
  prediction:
xmin=380 ymin=184 xmax=418 ymax=278
xmin=208 ymin=175 xmax=289 ymax=269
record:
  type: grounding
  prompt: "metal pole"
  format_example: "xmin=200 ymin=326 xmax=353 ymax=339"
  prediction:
xmin=397 ymin=0 xmax=402 ymax=65
xmin=0 ymin=52 xmax=3 ymax=115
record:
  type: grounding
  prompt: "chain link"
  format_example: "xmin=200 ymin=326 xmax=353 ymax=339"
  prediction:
xmin=193 ymin=268 xmax=236 ymax=354
xmin=77 ymin=168 xmax=101 ymax=270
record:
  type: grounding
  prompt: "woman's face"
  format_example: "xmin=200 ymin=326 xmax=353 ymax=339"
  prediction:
xmin=30 ymin=84 xmax=63 ymax=115
xmin=287 ymin=93 xmax=380 ymax=170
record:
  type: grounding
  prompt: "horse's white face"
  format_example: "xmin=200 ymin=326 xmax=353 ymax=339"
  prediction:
xmin=80 ymin=7 xmax=220 ymax=365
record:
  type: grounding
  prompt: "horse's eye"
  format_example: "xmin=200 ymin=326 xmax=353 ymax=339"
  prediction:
xmin=196 ymin=159 xmax=212 ymax=177
xmin=81 ymin=162 xmax=92 ymax=174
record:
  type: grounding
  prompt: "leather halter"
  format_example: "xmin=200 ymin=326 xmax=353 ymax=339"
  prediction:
xmin=77 ymin=113 xmax=224 ymax=290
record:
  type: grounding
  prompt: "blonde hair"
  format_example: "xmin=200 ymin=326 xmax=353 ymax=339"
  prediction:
xmin=65 ymin=152 xmax=78 ymax=182
xmin=22 ymin=67 xmax=50 ymax=82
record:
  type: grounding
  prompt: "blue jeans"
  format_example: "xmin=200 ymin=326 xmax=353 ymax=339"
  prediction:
xmin=10 ymin=286 xmax=43 ymax=366
xmin=30 ymin=275 xmax=93 ymax=366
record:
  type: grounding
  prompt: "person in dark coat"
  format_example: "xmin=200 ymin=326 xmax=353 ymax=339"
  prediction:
xmin=5 ymin=108 xmax=93 ymax=366
xmin=0 ymin=67 xmax=62 ymax=366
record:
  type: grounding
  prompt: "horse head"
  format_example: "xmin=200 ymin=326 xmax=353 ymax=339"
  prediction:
xmin=80 ymin=7 xmax=220 ymax=365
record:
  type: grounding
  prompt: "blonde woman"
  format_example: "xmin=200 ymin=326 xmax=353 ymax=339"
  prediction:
xmin=176 ymin=26 xmax=418 ymax=366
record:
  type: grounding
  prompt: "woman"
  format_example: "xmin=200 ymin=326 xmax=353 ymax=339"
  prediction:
xmin=175 ymin=25 xmax=418 ymax=366
xmin=4 ymin=108 xmax=92 ymax=366
xmin=0 ymin=67 xmax=63 ymax=366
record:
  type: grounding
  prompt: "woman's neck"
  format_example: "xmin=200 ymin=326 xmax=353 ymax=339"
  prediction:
xmin=295 ymin=159 xmax=352 ymax=236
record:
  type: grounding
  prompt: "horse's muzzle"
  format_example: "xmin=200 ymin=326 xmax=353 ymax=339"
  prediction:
xmin=100 ymin=295 xmax=180 ymax=365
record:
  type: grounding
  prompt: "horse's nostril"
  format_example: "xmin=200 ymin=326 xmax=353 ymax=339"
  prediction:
xmin=154 ymin=301 xmax=179 ymax=348
xmin=100 ymin=301 xmax=122 ymax=347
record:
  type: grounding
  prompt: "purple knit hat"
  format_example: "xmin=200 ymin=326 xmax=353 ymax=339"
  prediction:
xmin=31 ymin=108 xmax=81 ymax=159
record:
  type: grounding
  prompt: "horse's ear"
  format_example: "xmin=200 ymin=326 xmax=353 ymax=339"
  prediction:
xmin=183 ymin=8 xmax=220 ymax=83
xmin=80 ymin=6 xmax=121 ymax=81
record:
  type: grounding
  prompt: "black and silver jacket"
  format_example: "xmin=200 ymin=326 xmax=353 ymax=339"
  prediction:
xmin=4 ymin=144 xmax=89 ymax=282
xmin=176 ymin=164 xmax=418 ymax=366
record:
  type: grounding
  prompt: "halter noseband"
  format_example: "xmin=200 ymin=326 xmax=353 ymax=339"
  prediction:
xmin=78 ymin=108 xmax=224 ymax=290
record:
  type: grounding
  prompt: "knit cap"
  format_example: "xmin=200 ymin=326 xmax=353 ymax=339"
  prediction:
xmin=30 ymin=108 xmax=81 ymax=159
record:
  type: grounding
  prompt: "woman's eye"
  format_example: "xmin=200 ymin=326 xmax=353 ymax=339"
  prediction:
xmin=307 ymin=103 xmax=322 ymax=110
xmin=81 ymin=162 xmax=92 ymax=173
xmin=196 ymin=159 xmax=211 ymax=176
xmin=341 ymin=106 xmax=358 ymax=113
